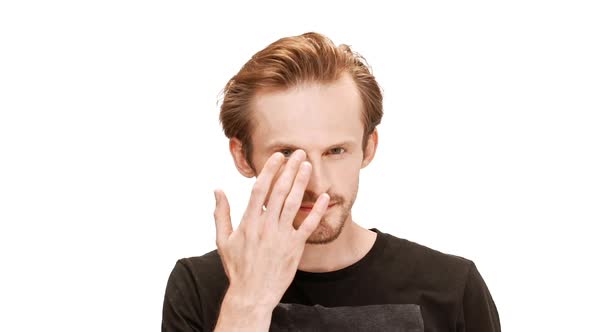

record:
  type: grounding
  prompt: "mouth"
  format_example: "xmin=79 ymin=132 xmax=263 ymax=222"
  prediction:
xmin=299 ymin=202 xmax=337 ymax=212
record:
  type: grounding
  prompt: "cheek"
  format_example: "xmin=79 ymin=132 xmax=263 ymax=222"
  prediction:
xmin=328 ymin=163 xmax=360 ymax=192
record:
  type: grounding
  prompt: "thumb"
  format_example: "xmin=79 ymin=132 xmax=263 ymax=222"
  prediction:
xmin=213 ymin=189 xmax=233 ymax=246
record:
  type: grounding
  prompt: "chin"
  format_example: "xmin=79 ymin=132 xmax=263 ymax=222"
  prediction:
xmin=304 ymin=209 xmax=349 ymax=245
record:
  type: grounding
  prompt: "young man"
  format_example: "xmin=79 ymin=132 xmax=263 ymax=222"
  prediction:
xmin=162 ymin=32 xmax=500 ymax=332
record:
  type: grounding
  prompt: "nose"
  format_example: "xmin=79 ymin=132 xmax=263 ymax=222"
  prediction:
xmin=305 ymin=156 xmax=331 ymax=197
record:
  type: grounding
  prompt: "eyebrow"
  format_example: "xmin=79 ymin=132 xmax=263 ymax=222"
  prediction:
xmin=265 ymin=140 xmax=356 ymax=151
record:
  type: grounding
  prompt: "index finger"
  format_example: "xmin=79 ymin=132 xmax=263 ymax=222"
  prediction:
xmin=244 ymin=152 xmax=285 ymax=217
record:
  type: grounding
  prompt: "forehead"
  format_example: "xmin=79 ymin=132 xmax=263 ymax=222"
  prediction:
xmin=250 ymin=74 xmax=364 ymax=151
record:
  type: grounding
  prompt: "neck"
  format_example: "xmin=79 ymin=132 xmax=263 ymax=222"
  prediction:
xmin=297 ymin=217 xmax=377 ymax=273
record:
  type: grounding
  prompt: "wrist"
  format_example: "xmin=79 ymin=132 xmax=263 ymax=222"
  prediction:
xmin=223 ymin=285 xmax=277 ymax=314
xmin=215 ymin=287 xmax=274 ymax=332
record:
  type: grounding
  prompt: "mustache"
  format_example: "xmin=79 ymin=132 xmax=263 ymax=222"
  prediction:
xmin=301 ymin=190 xmax=344 ymax=205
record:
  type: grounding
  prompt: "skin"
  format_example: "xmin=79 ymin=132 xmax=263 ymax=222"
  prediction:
xmin=213 ymin=72 xmax=378 ymax=331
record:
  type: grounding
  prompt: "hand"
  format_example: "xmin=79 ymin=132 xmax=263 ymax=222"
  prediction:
xmin=213 ymin=150 xmax=330 ymax=310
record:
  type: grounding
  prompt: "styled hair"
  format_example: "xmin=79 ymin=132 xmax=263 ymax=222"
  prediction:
xmin=219 ymin=32 xmax=383 ymax=168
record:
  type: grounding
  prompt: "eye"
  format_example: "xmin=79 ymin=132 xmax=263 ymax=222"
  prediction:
xmin=329 ymin=147 xmax=345 ymax=155
xmin=279 ymin=149 xmax=294 ymax=158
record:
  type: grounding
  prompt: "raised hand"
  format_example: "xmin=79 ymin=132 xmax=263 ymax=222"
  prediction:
xmin=213 ymin=149 xmax=330 ymax=315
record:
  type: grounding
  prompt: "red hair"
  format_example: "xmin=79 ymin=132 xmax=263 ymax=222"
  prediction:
xmin=219 ymin=32 xmax=383 ymax=167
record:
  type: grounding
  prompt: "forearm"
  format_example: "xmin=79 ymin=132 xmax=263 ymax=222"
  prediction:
xmin=213 ymin=287 xmax=275 ymax=332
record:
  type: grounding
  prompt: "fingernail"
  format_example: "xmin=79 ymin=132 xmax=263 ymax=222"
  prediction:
xmin=214 ymin=190 xmax=219 ymax=205
xmin=301 ymin=161 xmax=311 ymax=171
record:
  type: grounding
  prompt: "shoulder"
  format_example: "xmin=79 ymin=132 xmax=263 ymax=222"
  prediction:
xmin=169 ymin=249 xmax=227 ymax=290
xmin=162 ymin=250 xmax=229 ymax=331
xmin=382 ymin=231 xmax=474 ymax=270
xmin=175 ymin=250 xmax=225 ymax=275
xmin=377 ymin=231 xmax=502 ymax=328
xmin=165 ymin=249 xmax=228 ymax=305
xmin=378 ymin=231 xmax=476 ymax=291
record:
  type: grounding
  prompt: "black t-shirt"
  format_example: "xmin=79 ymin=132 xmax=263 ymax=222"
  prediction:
xmin=162 ymin=228 xmax=501 ymax=331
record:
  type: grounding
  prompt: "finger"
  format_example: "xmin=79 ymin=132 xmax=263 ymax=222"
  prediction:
xmin=265 ymin=150 xmax=306 ymax=222
xmin=296 ymin=193 xmax=330 ymax=241
xmin=213 ymin=189 xmax=232 ymax=246
xmin=278 ymin=161 xmax=312 ymax=228
xmin=244 ymin=152 xmax=285 ymax=219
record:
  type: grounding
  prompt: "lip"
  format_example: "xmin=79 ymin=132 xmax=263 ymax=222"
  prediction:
xmin=299 ymin=203 xmax=337 ymax=211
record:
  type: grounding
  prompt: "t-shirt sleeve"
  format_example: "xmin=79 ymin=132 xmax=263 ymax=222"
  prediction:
xmin=457 ymin=261 xmax=501 ymax=332
xmin=162 ymin=259 xmax=204 ymax=332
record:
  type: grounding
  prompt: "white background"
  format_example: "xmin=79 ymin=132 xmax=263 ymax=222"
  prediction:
xmin=1 ymin=1 xmax=589 ymax=331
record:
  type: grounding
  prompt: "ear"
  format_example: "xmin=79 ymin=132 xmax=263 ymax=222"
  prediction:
xmin=361 ymin=129 xmax=378 ymax=169
xmin=229 ymin=137 xmax=256 ymax=178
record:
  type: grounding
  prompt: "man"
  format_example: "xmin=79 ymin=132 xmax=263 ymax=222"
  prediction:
xmin=162 ymin=32 xmax=500 ymax=331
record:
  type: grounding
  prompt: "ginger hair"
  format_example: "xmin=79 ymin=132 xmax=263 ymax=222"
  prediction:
xmin=219 ymin=32 xmax=383 ymax=168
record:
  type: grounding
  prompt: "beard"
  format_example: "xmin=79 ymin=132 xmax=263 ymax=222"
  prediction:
xmin=305 ymin=200 xmax=352 ymax=244
xmin=294 ymin=187 xmax=357 ymax=245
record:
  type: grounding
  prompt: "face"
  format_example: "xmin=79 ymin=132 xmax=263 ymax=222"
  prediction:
xmin=233 ymin=73 xmax=377 ymax=244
